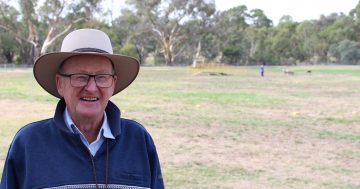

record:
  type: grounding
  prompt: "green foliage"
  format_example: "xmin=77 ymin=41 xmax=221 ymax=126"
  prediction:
xmin=0 ymin=32 xmax=18 ymax=63
xmin=250 ymin=9 xmax=272 ymax=27
xmin=329 ymin=39 xmax=360 ymax=64
xmin=222 ymin=46 xmax=243 ymax=64
xmin=271 ymin=18 xmax=300 ymax=64
xmin=124 ymin=0 xmax=216 ymax=65
xmin=1 ymin=1 xmax=360 ymax=65
xmin=119 ymin=43 xmax=140 ymax=60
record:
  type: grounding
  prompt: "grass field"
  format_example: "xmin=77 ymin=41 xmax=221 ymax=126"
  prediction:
xmin=0 ymin=65 xmax=359 ymax=188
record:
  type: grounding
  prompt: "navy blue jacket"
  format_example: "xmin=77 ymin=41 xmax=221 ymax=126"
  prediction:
xmin=0 ymin=99 xmax=164 ymax=189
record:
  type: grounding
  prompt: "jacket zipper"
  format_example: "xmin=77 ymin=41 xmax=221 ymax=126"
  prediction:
xmin=87 ymin=139 xmax=109 ymax=189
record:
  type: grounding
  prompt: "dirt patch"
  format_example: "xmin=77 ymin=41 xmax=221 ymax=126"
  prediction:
xmin=192 ymin=71 xmax=231 ymax=76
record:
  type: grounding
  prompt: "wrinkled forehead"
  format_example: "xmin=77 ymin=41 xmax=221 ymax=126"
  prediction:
xmin=59 ymin=54 xmax=114 ymax=73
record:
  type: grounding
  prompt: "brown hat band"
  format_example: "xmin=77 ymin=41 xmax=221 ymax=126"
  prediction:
xmin=73 ymin=48 xmax=109 ymax=53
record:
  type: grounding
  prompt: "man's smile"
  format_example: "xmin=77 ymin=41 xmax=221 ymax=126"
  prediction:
xmin=80 ymin=97 xmax=99 ymax=102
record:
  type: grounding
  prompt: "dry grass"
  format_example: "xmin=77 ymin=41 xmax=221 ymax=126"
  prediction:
xmin=0 ymin=66 xmax=359 ymax=188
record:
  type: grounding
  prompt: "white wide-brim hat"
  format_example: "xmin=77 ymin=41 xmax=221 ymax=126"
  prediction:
xmin=33 ymin=28 xmax=140 ymax=98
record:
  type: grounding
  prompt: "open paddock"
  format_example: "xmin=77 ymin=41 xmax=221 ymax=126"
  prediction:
xmin=0 ymin=65 xmax=359 ymax=188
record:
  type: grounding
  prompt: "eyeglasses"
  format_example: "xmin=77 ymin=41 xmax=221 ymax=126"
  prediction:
xmin=58 ymin=73 xmax=115 ymax=88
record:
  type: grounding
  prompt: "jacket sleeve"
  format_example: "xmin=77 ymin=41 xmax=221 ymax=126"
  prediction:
xmin=0 ymin=144 xmax=20 ymax=189
xmin=146 ymin=134 xmax=165 ymax=189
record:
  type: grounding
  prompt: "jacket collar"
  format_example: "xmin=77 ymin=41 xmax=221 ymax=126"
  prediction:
xmin=53 ymin=98 xmax=122 ymax=137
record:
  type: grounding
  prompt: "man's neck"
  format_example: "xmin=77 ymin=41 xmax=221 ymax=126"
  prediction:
xmin=72 ymin=115 xmax=104 ymax=143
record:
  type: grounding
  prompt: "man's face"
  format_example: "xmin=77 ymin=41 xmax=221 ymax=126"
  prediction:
xmin=56 ymin=55 xmax=117 ymax=121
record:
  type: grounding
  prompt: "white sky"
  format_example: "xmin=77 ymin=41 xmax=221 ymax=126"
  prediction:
xmin=215 ymin=0 xmax=359 ymax=25
xmin=10 ymin=0 xmax=360 ymax=25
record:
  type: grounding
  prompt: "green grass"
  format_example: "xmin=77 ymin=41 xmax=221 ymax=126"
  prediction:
xmin=319 ymin=131 xmax=360 ymax=141
xmin=270 ymin=65 xmax=360 ymax=76
xmin=1 ymin=65 xmax=360 ymax=189
xmin=160 ymin=90 xmax=285 ymax=106
xmin=0 ymin=71 xmax=57 ymax=102
xmin=164 ymin=165 xmax=263 ymax=189
xmin=320 ymin=117 xmax=360 ymax=124
xmin=314 ymin=68 xmax=360 ymax=76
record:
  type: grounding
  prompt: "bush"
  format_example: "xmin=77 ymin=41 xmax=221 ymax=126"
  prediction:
xmin=119 ymin=43 xmax=140 ymax=61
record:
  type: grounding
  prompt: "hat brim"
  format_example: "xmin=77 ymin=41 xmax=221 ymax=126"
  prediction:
xmin=33 ymin=52 xmax=140 ymax=98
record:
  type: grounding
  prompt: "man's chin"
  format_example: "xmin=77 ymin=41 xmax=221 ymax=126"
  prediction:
xmin=76 ymin=108 xmax=103 ymax=119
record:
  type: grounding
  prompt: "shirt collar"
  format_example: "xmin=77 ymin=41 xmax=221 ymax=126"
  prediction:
xmin=63 ymin=108 xmax=115 ymax=139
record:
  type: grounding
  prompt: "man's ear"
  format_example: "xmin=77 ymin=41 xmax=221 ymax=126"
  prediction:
xmin=113 ymin=75 xmax=117 ymax=84
xmin=55 ymin=74 xmax=64 ymax=97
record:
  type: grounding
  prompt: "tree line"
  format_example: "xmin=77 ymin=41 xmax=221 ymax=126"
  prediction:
xmin=1 ymin=0 xmax=360 ymax=66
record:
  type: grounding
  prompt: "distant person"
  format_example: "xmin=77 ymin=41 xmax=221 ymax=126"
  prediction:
xmin=260 ymin=63 xmax=265 ymax=77
xmin=0 ymin=29 xmax=164 ymax=189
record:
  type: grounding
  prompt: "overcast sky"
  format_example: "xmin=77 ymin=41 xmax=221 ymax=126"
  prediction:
xmin=105 ymin=0 xmax=359 ymax=25
xmin=215 ymin=0 xmax=359 ymax=25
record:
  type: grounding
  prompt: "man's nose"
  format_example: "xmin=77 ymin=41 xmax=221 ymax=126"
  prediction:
xmin=84 ymin=77 xmax=98 ymax=91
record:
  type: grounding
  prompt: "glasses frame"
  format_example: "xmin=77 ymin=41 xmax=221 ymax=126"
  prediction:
xmin=58 ymin=72 xmax=115 ymax=88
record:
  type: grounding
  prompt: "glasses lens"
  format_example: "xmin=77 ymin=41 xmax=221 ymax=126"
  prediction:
xmin=70 ymin=74 xmax=90 ymax=87
xmin=68 ymin=74 xmax=114 ymax=88
xmin=95 ymin=74 xmax=113 ymax=88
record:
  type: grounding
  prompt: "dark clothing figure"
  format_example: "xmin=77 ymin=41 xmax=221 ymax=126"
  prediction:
xmin=260 ymin=64 xmax=265 ymax=77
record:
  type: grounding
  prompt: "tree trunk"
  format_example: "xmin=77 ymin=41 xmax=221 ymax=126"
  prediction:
xmin=163 ymin=48 xmax=173 ymax=65
xmin=33 ymin=44 xmax=41 ymax=62
xmin=3 ymin=49 xmax=14 ymax=63
xmin=22 ymin=47 xmax=33 ymax=65
xmin=40 ymin=21 xmax=83 ymax=55
xmin=192 ymin=41 xmax=202 ymax=68
xmin=161 ymin=35 xmax=173 ymax=65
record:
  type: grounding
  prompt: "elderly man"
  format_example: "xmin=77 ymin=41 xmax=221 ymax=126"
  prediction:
xmin=0 ymin=29 xmax=164 ymax=189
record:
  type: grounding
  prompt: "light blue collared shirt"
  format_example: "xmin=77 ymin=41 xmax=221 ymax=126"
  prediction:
xmin=63 ymin=108 xmax=115 ymax=156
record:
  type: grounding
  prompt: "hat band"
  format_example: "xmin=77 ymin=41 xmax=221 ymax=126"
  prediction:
xmin=73 ymin=48 xmax=109 ymax=54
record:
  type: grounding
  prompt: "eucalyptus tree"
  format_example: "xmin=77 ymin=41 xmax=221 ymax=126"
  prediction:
xmin=349 ymin=0 xmax=360 ymax=38
xmin=38 ymin=0 xmax=101 ymax=54
xmin=309 ymin=13 xmax=345 ymax=62
xmin=327 ymin=1 xmax=360 ymax=64
xmin=0 ymin=0 xmax=102 ymax=64
xmin=110 ymin=8 xmax=159 ymax=64
xmin=295 ymin=20 xmax=320 ymax=63
xmin=301 ymin=14 xmax=356 ymax=63
xmin=244 ymin=26 xmax=274 ymax=65
xmin=181 ymin=17 xmax=218 ymax=66
xmin=217 ymin=6 xmax=273 ymax=65
xmin=0 ymin=32 xmax=18 ymax=63
xmin=214 ymin=5 xmax=251 ymax=65
xmin=124 ymin=0 xmax=216 ymax=65
xmin=0 ymin=1 xmax=20 ymax=63
xmin=270 ymin=16 xmax=300 ymax=64
xmin=244 ymin=8 xmax=273 ymax=65
xmin=249 ymin=8 xmax=272 ymax=28
xmin=329 ymin=39 xmax=360 ymax=64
